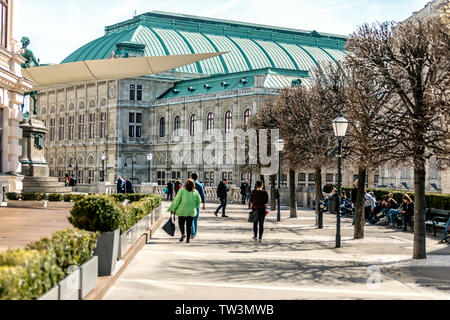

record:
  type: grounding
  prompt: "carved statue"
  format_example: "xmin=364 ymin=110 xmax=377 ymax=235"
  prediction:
xmin=20 ymin=37 xmax=40 ymax=116
xmin=20 ymin=37 xmax=40 ymax=68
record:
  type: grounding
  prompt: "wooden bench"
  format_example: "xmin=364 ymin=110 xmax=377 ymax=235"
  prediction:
xmin=425 ymin=208 xmax=450 ymax=237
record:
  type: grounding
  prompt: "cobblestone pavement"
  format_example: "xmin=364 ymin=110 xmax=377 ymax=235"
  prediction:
xmin=104 ymin=202 xmax=450 ymax=300
xmin=0 ymin=207 xmax=72 ymax=252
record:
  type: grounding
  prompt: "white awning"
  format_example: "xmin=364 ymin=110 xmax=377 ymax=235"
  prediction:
xmin=22 ymin=52 xmax=225 ymax=90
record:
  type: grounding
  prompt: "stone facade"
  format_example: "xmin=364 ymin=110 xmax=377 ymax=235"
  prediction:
xmin=0 ymin=0 xmax=34 ymax=195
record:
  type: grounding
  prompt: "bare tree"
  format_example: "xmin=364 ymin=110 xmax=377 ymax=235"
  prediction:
xmin=346 ymin=17 xmax=450 ymax=258
xmin=276 ymin=78 xmax=340 ymax=224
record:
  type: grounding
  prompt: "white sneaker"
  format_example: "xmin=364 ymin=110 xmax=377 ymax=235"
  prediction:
xmin=258 ymin=239 xmax=262 ymax=244
xmin=253 ymin=237 xmax=257 ymax=241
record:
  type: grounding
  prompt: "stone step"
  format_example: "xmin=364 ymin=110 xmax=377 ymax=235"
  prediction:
xmin=23 ymin=181 xmax=67 ymax=188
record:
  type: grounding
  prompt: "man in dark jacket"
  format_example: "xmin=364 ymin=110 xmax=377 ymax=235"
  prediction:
xmin=167 ymin=180 xmax=174 ymax=201
xmin=174 ymin=179 xmax=181 ymax=196
xmin=240 ymin=180 xmax=249 ymax=205
xmin=125 ymin=178 xmax=134 ymax=194
xmin=214 ymin=178 xmax=229 ymax=217
xmin=117 ymin=176 xmax=124 ymax=194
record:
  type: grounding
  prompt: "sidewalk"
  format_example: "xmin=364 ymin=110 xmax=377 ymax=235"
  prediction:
xmin=104 ymin=202 xmax=450 ymax=300
xmin=0 ymin=207 xmax=72 ymax=252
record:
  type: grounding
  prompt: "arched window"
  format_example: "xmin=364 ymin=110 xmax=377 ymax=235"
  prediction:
xmin=174 ymin=116 xmax=181 ymax=136
xmin=225 ymin=111 xmax=232 ymax=133
xmin=244 ymin=109 xmax=252 ymax=125
xmin=159 ymin=117 xmax=165 ymax=137
xmin=190 ymin=114 xmax=197 ymax=136
xmin=207 ymin=113 xmax=214 ymax=133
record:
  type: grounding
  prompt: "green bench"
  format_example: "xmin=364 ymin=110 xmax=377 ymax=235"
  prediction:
xmin=425 ymin=208 xmax=450 ymax=237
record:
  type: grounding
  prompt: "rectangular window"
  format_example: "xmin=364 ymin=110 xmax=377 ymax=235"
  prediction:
xmin=78 ymin=115 xmax=85 ymax=140
xmin=172 ymin=172 xmax=181 ymax=180
xmin=136 ymin=113 xmax=142 ymax=123
xmin=308 ymin=184 xmax=315 ymax=191
xmin=100 ymin=112 xmax=106 ymax=138
xmin=308 ymin=173 xmax=315 ymax=182
xmin=68 ymin=116 xmax=74 ymax=140
xmin=58 ymin=170 xmax=64 ymax=181
xmin=50 ymin=170 xmax=55 ymax=178
xmin=0 ymin=1 xmax=8 ymax=48
xmin=88 ymin=170 xmax=95 ymax=184
xmin=374 ymin=175 xmax=379 ymax=185
xmin=58 ymin=117 xmax=65 ymax=141
xmin=222 ymin=172 xmax=233 ymax=183
xmin=78 ymin=170 xmax=84 ymax=184
xmin=204 ymin=172 xmax=215 ymax=186
xmin=136 ymin=126 xmax=142 ymax=138
xmin=280 ymin=174 xmax=287 ymax=187
xmin=326 ymin=174 xmax=334 ymax=183
xmin=157 ymin=171 xmax=166 ymax=186
xmin=130 ymin=85 xmax=135 ymax=101
xmin=137 ymin=85 xmax=142 ymax=101
xmin=353 ymin=175 xmax=359 ymax=182
xmin=129 ymin=126 xmax=134 ymax=138
xmin=49 ymin=118 xmax=55 ymax=142
xmin=89 ymin=113 xmax=96 ymax=139
xmin=129 ymin=112 xmax=135 ymax=123
xmin=298 ymin=173 xmax=306 ymax=182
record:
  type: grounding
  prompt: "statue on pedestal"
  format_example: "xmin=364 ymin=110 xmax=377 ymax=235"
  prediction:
xmin=20 ymin=37 xmax=40 ymax=117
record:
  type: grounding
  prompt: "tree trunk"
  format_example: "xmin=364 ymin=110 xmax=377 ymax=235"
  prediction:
xmin=270 ymin=175 xmax=277 ymax=211
xmin=314 ymin=167 xmax=322 ymax=226
xmin=354 ymin=167 xmax=366 ymax=239
xmin=289 ymin=168 xmax=297 ymax=218
xmin=413 ymin=160 xmax=427 ymax=259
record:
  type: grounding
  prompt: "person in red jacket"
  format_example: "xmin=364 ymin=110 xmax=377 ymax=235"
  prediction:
xmin=250 ymin=181 xmax=269 ymax=244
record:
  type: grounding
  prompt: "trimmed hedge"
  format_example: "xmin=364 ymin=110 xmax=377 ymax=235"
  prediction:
xmin=0 ymin=250 xmax=63 ymax=300
xmin=5 ymin=193 xmax=19 ymax=200
xmin=47 ymin=194 xmax=63 ymax=202
xmin=68 ymin=194 xmax=162 ymax=234
xmin=21 ymin=193 xmax=47 ymax=201
xmin=68 ymin=195 xmax=122 ymax=233
xmin=0 ymin=228 xmax=98 ymax=300
xmin=26 ymin=229 xmax=98 ymax=275
xmin=63 ymin=194 xmax=85 ymax=202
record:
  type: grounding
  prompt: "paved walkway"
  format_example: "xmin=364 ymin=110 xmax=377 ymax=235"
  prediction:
xmin=105 ymin=203 xmax=450 ymax=300
xmin=0 ymin=207 xmax=72 ymax=252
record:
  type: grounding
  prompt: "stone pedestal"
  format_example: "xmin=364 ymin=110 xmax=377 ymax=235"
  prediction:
xmin=19 ymin=118 xmax=71 ymax=194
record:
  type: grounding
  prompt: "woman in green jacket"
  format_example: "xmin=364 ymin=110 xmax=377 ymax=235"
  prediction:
xmin=168 ymin=179 xmax=201 ymax=243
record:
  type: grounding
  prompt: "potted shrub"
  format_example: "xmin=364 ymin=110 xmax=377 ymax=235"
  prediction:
xmin=27 ymin=228 xmax=99 ymax=300
xmin=68 ymin=196 xmax=122 ymax=276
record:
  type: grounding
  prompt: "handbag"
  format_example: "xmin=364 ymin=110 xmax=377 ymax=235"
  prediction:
xmin=248 ymin=209 xmax=258 ymax=223
xmin=162 ymin=213 xmax=176 ymax=237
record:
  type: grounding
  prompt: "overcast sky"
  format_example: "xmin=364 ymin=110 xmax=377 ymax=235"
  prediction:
xmin=14 ymin=0 xmax=430 ymax=64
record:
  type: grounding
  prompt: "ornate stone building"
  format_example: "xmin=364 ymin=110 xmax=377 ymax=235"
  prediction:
xmin=36 ymin=11 xmax=448 ymax=193
xmin=0 ymin=0 xmax=34 ymax=194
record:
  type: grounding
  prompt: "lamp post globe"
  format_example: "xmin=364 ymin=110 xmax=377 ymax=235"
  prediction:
xmin=332 ymin=115 xmax=348 ymax=248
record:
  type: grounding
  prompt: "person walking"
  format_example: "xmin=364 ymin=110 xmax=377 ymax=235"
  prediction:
xmin=240 ymin=180 xmax=249 ymax=205
xmin=125 ymin=177 xmax=134 ymax=194
xmin=64 ymin=174 xmax=70 ymax=187
xmin=116 ymin=176 xmax=123 ymax=194
xmin=168 ymin=179 xmax=201 ymax=244
xmin=191 ymin=173 xmax=206 ymax=239
xmin=214 ymin=178 xmax=229 ymax=218
xmin=174 ymin=179 xmax=182 ymax=196
xmin=250 ymin=181 xmax=269 ymax=244
xmin=69 ymin=175 xmax=77 ymax=187
xmin=167 ymin=180 xmax=174 ymax=201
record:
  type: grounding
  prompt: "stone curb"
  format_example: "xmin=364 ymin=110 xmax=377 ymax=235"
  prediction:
xmin=83 ymin=214 xmax=165 ymax=300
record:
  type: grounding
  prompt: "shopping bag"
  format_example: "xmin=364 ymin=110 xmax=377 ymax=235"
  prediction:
xmin=162 ymin=214 xmax=176 ymax=237
xmin=248 ymin=209 xmax=257 ymax=223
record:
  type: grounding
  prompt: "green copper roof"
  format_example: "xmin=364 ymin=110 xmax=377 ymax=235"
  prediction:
xmin=158 ymin=68 xmax=308 ymax=99
xmin=62 ymin=11 xmax=348 ymax=75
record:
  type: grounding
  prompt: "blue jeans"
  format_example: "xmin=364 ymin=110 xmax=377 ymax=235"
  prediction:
xmin=192 ymin=207 xmax=200 ymax=236
xmin=442 ymin=219 xmax=450 ymax=240
xmin=386 ymin=209 xmax=399 ymax=224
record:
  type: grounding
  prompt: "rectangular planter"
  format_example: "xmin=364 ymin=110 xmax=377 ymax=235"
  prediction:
xmin=47 ymin=201 xmax=75 ymax=208
xmin=94 ymin=229 xmax=120 ymax=276
xmin=7 ymin=200 xmax=46 ymax=208
xmin=79 ymin=256 xmax=98 ymax=299
xmin=58 ymin=268 xmax=81 ymax=300
xmin=38 ymin=285 xmax=59 ymax=300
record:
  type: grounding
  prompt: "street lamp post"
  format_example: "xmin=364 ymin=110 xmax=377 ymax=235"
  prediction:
xmin=332 ymin=115 xmax=349 ymax=249
xmin=147 ymin=153 xmax=153 ymax=183
xmin=101 ymin=152 xmax=106 ymax=182
xmin=123 ymin=156 xmax=136 ymax=182
xmin=274 ymin=138 xmax=285 ymax=222
xmin=68 ymin=158 xmax=78 ymax=183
